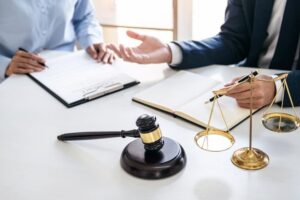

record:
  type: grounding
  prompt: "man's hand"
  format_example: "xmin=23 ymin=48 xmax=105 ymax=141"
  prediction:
xmin=5 ymin=50 xmax=46 ymax=76
xmin=225 ymin=75 xmax=276 ymax=109
xmin=86 ymin=43 xmax=115 ymax=64
xmin=107 ymin=30 xmax=172 ymax=64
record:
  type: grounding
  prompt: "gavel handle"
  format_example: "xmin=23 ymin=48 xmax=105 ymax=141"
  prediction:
xmin=57 ymin=130 xmax=140 ymax=141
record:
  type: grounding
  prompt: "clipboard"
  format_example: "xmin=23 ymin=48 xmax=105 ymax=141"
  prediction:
xmin=28 ymin=51 xmax=140 ymax=108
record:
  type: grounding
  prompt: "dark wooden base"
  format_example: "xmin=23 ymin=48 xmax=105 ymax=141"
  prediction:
xmin=120 ymin=137 xmax=186 ymax=179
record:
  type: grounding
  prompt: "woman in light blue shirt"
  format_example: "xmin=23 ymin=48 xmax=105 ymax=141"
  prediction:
xmin=0 ymin=0 xmax=114 ymax=82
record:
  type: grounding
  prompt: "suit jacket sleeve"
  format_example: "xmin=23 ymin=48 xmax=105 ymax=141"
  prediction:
xmin=171 ymin=0 xmax=250 ymax=68
xmin=283 ymin=71 xmax=300 ymax=107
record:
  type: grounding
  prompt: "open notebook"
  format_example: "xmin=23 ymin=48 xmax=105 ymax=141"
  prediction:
xmin=29 ymin=50 xmax=139 ymax=108
xmin=133 ymin=71 xmax=253 ymax=131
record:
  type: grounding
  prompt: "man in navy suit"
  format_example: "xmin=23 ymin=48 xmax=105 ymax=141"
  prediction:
xmin=108 ymin=0 xmax=299 ymax=109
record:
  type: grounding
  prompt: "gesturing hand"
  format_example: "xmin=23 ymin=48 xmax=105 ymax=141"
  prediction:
xmin=5 ymin=50 xmax=46 ymax=76
xmin=107 ymin=30 xmax=172 ymax=64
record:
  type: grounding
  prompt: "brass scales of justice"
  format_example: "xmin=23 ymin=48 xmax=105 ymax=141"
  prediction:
xmin=194 ymin=73 xmax=300 ymax=170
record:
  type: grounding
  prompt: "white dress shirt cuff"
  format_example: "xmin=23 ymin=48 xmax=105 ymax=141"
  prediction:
xmin=167 ymin=43 xmax=183 ymax=66
xmin=271 ymin=75 xmax=284 ymax=103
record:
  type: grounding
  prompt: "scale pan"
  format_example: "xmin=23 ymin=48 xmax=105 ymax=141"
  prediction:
xmin=194 ymin=129 xmax=235 ymax=152
xmin=262 ymin=112 xmax=300 ymax=133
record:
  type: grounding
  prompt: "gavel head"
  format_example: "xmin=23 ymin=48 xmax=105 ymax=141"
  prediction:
xmin=136 ymin=114 xmax=164 ymax=151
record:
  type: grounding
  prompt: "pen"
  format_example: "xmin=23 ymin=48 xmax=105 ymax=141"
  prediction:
xmin=18 ymin=47 xmax=49 ymax=68
xmin=205 ymin=70 xmax=258 ymax=104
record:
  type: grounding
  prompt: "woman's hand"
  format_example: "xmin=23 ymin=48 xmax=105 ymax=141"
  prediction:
xmin=86 ymin=43 xmax=116 ymax=64
xmin=5 ymin=50 xmax=46 ymax=76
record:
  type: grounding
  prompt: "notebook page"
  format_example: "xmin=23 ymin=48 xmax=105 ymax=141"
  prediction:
xmin=30 ymin=51 xmax=136 ymax=104
xmin=133 ymin=71 xmax=221 ymax=112
xmin=175 ymin=84 xmax=251 ymax=130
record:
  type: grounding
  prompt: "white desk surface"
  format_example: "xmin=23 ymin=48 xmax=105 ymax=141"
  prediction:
xmin=0 ymin=58 xmax=299 ymax=200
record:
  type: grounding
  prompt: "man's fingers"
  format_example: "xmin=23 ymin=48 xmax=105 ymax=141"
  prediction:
xmin=224 ymin=82 xmax=234 ymax=87
xmin=224 ymin=79 xmax=238 ymax=87
xmin=126 ymin=47 xmax=146 ymax=63
xmin=119 ymin=45 xmax=131 ymax=61
xmin=225 ymin=74 xmax=275 ymax=109
xmin=126 ymin=30 xmax=146 ymax=42
xmin=237 ymin=102 xmax=263 ymax=109
xmin=226 ymin=82 xmax=252 ymax=95
xmin=224 ymin=78 xmax=240 ymax=87
xmin=237 ymin=102 xmax=251 ymax=109
xmin=227 ymin=90 xmax=250 ymax=100
xmin=235 ymin=96 xmax=263 ymax=104
xmin=224 ymin=75 xmax=248 ymax=87
xmin=110 ymin=44 xmax=141 ymax=63
xmin=126 ymin=48 xmax=138 ymax=62
xmin=227 ymin=89 xmax=263 ymax=100
xmin=226 ymin=79 xmax=264 ymax=95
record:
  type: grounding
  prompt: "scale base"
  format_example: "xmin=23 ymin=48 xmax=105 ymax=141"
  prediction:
xmin=231 ymin=147 xmax=269 ymax=170
xmin=121 ymin=137 xmax=186 ymax=179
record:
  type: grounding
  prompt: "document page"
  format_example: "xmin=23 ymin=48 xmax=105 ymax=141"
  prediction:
xmin=31 ymin=51 xmax=136 ymax=104
xmin=133 ymin=71 xmax=221 ymax=112
xmin=176 ymin=84 xmax=251 ymax=130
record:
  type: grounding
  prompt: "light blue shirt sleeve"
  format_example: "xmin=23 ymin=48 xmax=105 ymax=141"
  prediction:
xmin=0 ymin=55 xmax=11 ymax=82
xmin=0 ymin=0 xmax=103 ymax=82
xmin=73 ymin=0 xmax=104 ymax=49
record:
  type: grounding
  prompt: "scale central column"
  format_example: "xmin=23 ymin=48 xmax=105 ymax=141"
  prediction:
xmin=231 ymin=75 xmax=269 ymax=170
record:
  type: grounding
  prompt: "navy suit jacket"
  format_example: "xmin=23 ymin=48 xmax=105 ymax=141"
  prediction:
xmin=173 ymin=0 xmax=300 ymax=107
